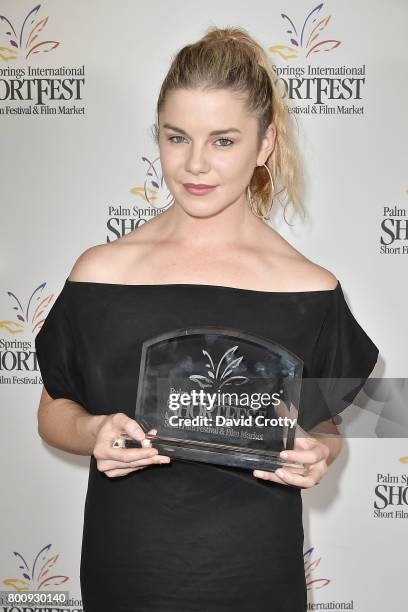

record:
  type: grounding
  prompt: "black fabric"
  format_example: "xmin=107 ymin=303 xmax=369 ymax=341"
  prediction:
xmin=297 ymin=281 xmax=380 ymax=432
xmin=34 ymin=278 xmax=379 ymax=612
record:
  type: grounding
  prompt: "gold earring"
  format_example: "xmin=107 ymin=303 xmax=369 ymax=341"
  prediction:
xmin=246 ymin=163 xmax=274 ymax=221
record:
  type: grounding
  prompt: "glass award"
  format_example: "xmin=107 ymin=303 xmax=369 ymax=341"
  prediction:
xmin=112 ymin=327 xmax=308 ymax=475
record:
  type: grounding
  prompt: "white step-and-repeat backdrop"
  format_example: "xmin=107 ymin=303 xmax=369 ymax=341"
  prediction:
xmin=1 ymin=1 xmax=407 ymax=610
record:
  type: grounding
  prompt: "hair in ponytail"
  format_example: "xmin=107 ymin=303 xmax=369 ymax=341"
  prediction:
xmin=152 ymin=25 xmax=305 ymax=225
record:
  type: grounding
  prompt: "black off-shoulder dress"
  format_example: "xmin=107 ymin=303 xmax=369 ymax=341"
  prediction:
xmin=35 ymin=278 xmax=379 ymax=612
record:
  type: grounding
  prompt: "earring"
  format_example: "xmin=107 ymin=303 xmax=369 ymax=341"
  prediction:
xmin=246 ymin=163 xmax=275 ymax=221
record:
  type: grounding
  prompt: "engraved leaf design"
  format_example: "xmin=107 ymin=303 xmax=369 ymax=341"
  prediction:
xmin=189 ymin=374 xmax=213 ymax=388
xmin=202 ymin=349 xmax=215 ymax=371
xmin=215 ymin=345 xmax=239 ymax=380
xmin=219 ymin=375 xmax=249 ymax=389
xmin=190 ymin=344 xmax=248 ymax=390
xmin=220 ymin=355 xmax=243 ymax=380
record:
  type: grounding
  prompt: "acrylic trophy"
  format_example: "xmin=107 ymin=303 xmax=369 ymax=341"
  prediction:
xmin=112 ymin=327 xmax=308 ymax=475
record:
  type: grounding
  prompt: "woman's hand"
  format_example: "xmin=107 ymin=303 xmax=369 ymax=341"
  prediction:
xmin=93 ymin=413 xmax=171 ymax=478
xmin=252 ymin=434 xmax=330 ymax=488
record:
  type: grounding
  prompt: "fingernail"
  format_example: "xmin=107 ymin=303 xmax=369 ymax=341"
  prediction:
xmin=160 ymin=458 xmax=170 ymax=464
xmin=254 ymin=470 xmax=265 ymax=478
xmin=280 ymin=451 xmax=288 ymax=458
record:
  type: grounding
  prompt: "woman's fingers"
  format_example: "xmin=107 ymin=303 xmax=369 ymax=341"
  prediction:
xmin=254 ymin=463 xmax=326 ymax=488
xmin=96 ymin=443 xmax=157 ymax=462
xmin=116 ymin=413 xmax=146 ymax=441
xmin=99 ymin=453 xmax=171 ymax=471
xmin=104 ymin=467 xmax=145 ymax=477
xmin=253 ymin=469 xmax=288 ymax=485
xmin=276 ymin=464 xmax=326 ymax=487
xmin=93 ymin=414 xmax=171 ymax=477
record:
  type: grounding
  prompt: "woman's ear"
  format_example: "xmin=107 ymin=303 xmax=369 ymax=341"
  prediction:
xmin=257 ymin=122 xmax=276 ymax=165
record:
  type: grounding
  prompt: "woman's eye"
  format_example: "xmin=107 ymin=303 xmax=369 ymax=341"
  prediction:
xmin=167 ymin=136 xmax=234 ymax=147
xmin=168 ymin=135 xmax=185 ymax=144
xmin=215 ymin=138 xmax=233 ymax=147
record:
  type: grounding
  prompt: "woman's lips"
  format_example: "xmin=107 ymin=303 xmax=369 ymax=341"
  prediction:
xmin=183 ymin=184 xmax=216 ymax=195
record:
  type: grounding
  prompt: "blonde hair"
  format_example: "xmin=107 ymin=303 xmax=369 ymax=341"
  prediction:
xmin=152 ymin=25 xmax=305 ymax=225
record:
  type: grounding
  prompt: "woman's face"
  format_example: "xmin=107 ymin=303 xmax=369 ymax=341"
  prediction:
xmin=158 ymin=87 xmax=275 ymax=218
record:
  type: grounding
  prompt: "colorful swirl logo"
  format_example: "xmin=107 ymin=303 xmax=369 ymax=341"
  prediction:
xmin=2 ymin=544 xmax=69 ymax=591
xmin=268 ymin=2 xmax=341 ymax=61
xmin=0 ymin=282 xmax=52 ymax=335
xmin=304 ymin=546 xmax=330 ymax=589
xmin=0 ymin=4 xmax=60 ymax=62
xmin=130 ymin=156 xmax=174 ymax=211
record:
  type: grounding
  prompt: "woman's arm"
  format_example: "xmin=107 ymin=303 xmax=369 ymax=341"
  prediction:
xmin=37 ymin=386 xmax=107 ymax=456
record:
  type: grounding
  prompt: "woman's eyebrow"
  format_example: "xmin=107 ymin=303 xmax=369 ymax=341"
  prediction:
xmin=162 ymin=123 xmax=242 ymax=136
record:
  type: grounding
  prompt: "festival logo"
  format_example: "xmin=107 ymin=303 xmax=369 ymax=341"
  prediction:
xmin=2 ymin=543 xmax=69 ymax=591
xmin=269 ymin=3 xmax=341 ymax=61
xmin=189 ymin=345 xmax=249 ymax=390
xmin=304 ymin=546 xmax=330 ymax=589
xmin=373 ymin=460 xmax=408 ymax=519
xmin=107 ymin=156 xmax=173 ymax=241
xmin=304 ymin=545 xmax=357 ymax=608
xmin=0 ymin=282 xmax=51 ymax=335
xmin=380 ymin=189 xmax=408 ymax=256
xmin=268 ymin=2 xmax=365 ymax=116
xmin=0 ymin=4 xmax=85 ymax=115
xmin=0 ymin=4 xmax=60 ymax=62
xmin=0 ymin=281 xmax=52 ymax=387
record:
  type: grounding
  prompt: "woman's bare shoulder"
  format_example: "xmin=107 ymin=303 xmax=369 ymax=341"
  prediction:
xmin=67 ymin=243 xmax=117 ymax=282
xmin=67 ymin=222 xmax=157 ymax=283
xmin=291 ymin=259 xmax=338 ymax=291
xmin=262 ymin=227 xmax=338 ymax=291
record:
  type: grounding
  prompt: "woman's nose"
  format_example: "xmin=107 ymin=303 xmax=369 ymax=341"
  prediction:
xmin=184 ymin=144 xmax=210 ymax=174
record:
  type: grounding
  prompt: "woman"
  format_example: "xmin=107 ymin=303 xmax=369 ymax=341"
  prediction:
xmin=35 ymin=26 xmax=379 ymax=612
